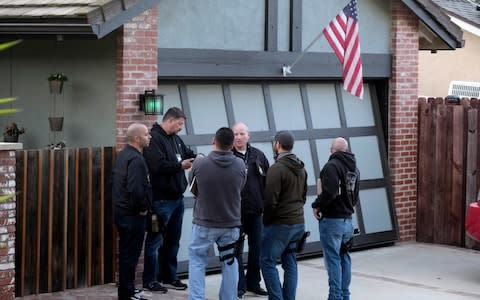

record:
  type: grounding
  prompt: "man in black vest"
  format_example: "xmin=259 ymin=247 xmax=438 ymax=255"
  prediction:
xmin=232 ymin=122 xmax=269 ymax=298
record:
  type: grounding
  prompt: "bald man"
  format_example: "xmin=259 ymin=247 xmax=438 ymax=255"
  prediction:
xmin=231 ymin=122 xmax=269 ymax=298
xmin=311 ymin=137 xmax=360 ymax=300
xmin=112 ymin=123 xmax=152 ymax=300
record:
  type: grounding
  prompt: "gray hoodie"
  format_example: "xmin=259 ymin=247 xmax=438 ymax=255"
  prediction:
xmin=190 ymin=151 xmax=246 ymax=228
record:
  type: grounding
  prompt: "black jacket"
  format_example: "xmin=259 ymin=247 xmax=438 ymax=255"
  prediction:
xmin=233 ymin=144 xmax=269 ymax=215
xmin=144 ymin=123 xmax=195 ymax=200
xmin=311 ymin=151 xmax=360 ymax=218
xmin=112 ymin=144 xmax=152 ymax=216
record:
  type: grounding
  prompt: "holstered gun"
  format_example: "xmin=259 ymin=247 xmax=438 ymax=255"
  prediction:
xmin=297 ymin=231 xmax=310 ymax=253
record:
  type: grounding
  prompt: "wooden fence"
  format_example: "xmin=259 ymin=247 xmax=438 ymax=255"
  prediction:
xmin=417 ymin=98 xmax=480 ymax=248
xmin=15 ymin=147 xmax=117 ymax=297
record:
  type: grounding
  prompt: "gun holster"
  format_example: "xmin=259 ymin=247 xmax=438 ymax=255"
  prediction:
xmin=297 ymin=231 xmax=310 ymax=253
xmin=340 ymin=237 xmax=353 ymax=254
xmin=217 ymin=232 xmax=245 ymax=265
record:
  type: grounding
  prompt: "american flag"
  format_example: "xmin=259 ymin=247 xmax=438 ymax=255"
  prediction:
xmin=323 ymin=0 xmax=364 ymax=99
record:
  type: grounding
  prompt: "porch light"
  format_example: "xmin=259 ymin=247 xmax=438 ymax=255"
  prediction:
xmin=139 ymin=89 xmax=164 ymax=115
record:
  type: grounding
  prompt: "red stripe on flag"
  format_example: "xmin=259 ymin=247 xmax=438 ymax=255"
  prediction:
xmin=322 ymin=0 xmax=364 ymax=99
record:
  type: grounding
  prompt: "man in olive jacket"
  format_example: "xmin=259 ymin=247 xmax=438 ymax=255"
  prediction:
xmin=261 ymin=130 xmax=307 ymax=300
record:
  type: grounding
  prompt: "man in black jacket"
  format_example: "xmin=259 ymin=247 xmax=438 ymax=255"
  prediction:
xmin=142 ymin=107 xmax=196 ymax=292
xmin=232 ymin=122 xmax=269 ymax=298
xmin=112 ymin=123 xmax=152 ymax=300
xmin=311 ymin=137 xmax=360 ymax=300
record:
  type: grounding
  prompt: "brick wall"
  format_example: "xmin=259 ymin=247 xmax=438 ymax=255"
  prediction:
xmin=390 ymin=2 xmax=419 ymax=241
xmin=116 ymin=6 xmax=159 ymax=151
xmin=0 ymin=149 xmax=17 ymax=300
xmin=115 ymin=6 xmax=159 ymax=284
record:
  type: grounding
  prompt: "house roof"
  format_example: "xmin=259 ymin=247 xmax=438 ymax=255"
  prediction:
xmin=431 ymin=0 xmax=480 ymax=36
xmin=432 ymin=0 xmax=480 ymax=26
xmin=0 ymin=0 xmax=465 ymax=48
xmin=0 ymin=0 xmax=160 ymax=38
xmin=402 ymin=0 xmax=465 ymax=50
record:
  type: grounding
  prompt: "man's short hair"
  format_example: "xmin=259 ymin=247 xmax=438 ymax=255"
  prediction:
xmin=274 ymin=130 xmax=295 ymax=151
xmin=215 ymin=127 xmax=234 ymax=150
xmin=162 ymin=107 xmax=186 ymax=121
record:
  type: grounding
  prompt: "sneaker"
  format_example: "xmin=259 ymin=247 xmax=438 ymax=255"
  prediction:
xmin=163 ymin=279 xmax=187 ymax=290
xmin=143 ymin=281 xmax=168 ymax=293
xmin=130 ymin=295 xmax=147 ymax=300
xmin=238 ymin=289 xmax=245 ymax=299
xmin=247 ymin=287 xmax=268 ymax=296
xmin=134 ymin=289 xmax=144 ymax=297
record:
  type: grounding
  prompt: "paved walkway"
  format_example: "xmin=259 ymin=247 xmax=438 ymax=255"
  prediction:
xmin=17 ymin=242 xmax=480 ymax=300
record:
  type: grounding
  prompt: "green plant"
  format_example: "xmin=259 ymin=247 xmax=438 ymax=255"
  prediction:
xmin=0 ymin=97 xmax=19 ymax=116
xmin=4 ymin=122 xmax=25 ymax=136
xmin=0 ymin=40 xmax=22 ymax=116
xmin=48 ymin=73 xmax=68 ymax=82
xmin=0 ymin=39 xmax=21 ymax=51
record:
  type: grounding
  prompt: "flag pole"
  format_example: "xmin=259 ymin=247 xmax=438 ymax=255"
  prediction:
xmin=282 ymin=30 xmax=325 ymax=76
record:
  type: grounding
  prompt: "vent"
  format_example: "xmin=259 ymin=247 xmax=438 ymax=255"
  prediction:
xmin=448 ymin=81 xmax=480 ymax=98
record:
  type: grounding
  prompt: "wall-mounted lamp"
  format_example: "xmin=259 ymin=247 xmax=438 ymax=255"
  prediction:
xmin=139 ymin=89 xmax=164 ymax=115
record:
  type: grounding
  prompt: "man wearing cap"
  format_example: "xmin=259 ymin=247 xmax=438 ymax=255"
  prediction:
xmin=261 ymin=130 xmax=307 ymax=300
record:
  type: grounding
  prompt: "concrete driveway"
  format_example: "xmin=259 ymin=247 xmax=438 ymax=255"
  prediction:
xmin=17 ymin=242 xmax=480 ymax=300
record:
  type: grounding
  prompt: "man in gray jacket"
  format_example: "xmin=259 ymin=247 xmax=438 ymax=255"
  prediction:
xmin=188 ymin=127 xmax=247 ymax=300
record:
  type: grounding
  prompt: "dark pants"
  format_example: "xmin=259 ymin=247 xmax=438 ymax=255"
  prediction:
xmin=116 ymin=214 xmax=146 ymax=300
xmin=144 ymin=198 xmax=185 ymax=284
xmin=238 ymin=213 xmax=263 ymax=292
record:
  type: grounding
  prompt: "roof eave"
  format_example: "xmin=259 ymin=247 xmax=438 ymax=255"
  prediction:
xmin=0 ymin=21 xmax=94 ymax=37
xmin=401 ymin=0 xmax=464 ymax=50
xmin=89 ymin=0 xmax=160 ymax=38
xmin=0 ymin=0 xmax=161 ymax=39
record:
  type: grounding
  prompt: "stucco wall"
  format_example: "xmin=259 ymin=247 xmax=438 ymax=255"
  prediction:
xmin=0 ymin=36 xmax=117 ymax=149
xmin=157 ymin=0 xmax=392 ymax=54
xmin=419 ymin=30 xmax=480 ymax=97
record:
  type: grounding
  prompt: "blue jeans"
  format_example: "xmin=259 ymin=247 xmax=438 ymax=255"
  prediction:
xmin=115 ymin=214 xmax=146 ymax=300
xmin=319 ymin=218 xmax=354 ymax=300
xmin=261 ymin=223 xmax=305 ymax=300
xmin=238 ymin=213 xmax=263 ymax=292
xmin=188 ymin=224 xmax=240 ymax=300
xmin=143 ymin=198 xmax=184 ymax=285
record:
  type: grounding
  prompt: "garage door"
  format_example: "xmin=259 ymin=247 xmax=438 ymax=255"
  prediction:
xmin=156 ymin=81 xmax=398 ymax=273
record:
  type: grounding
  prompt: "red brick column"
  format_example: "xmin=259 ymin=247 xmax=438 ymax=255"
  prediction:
xmin=0 ymin=148 xmax=18 ymax=300
xmin=116 ymin=6 xmax=159 ymax=151
xmin=115 ymin=5 xmax=159 ymax=285
xmin=390 ymin=2 xmax=419 ymax=241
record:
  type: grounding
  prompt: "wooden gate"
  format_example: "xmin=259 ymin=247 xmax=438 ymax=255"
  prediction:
xmin=15 ymin=147 xmax=117 ymax=297
xmin=417 ymin=98 xmax=480 ymax=248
